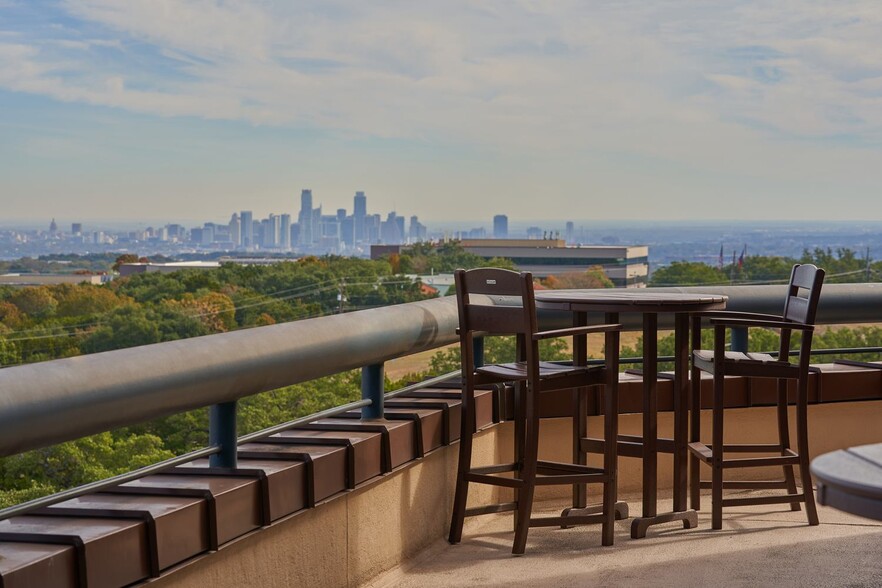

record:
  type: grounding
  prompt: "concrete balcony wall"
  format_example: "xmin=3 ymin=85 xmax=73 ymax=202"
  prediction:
xmin=150 ymin=399 xmax=882 ymax=588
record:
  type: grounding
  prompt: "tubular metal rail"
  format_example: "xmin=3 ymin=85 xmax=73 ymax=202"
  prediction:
xmin=0 ymin=283 xmax=881 ymax=520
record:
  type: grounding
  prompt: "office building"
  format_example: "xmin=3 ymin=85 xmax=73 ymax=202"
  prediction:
xmin=408 ymin=216 xmax=427 ymax=242
xmin=493 ymin=215 xmax=508 ymax=239
xmin=280 ymin=214 xmax=291 ymax=250
xmin=228 ymin=213 xmax=241 ymax=247
xmin=353 ymin=191 xmax=367 ymax=242
xmin=460 ymin=239 xmax=649 ymax=287
xmin=240 ymin=211 xmax=254 ymax=248
xmin=298 ymin=189 xmax=315 ymax=246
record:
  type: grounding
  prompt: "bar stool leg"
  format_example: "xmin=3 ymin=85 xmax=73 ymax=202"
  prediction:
xmin=711 ymin=368 xmax=724 ymax=530
xmin=776 ymin=378 xmax=801 ymax=511
xmin=512 ymin=382 xmax=539 ymax=555
xmin=796 ymin=376 xmax=820 ymax=525
xmin=449 ymin=387 xmax=475 ymax=544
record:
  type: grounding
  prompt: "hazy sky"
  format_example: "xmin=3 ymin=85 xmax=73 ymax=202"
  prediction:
xmin=2 ymin=1 xmax=882 ymax=224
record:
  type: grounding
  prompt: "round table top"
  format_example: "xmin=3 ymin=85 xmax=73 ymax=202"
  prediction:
xmin=534 ymin=290 xmax=728 ymax=313
xmin=811 ymin=443 xmax=882 ymax=521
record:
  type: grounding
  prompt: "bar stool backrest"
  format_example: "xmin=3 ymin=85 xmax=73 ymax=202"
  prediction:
xmin=780 ymin=263 xmax=825 ymax=363
xmin=454 ymin=268 xmax=538 ymax=376
xmin=782 ymin=263 xmax=825 ymax=325
xmin=454 ymin=268 xmax=536 ymax=337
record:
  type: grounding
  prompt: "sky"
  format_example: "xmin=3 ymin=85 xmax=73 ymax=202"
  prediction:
xmin=1 ymin=1 xmax=882 ymax=224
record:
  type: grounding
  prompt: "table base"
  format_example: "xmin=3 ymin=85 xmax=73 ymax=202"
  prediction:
xmin=630 ymin=510 xmax=698 ymax=539
xmin=559 ymin=501 xmax=629 ymax=528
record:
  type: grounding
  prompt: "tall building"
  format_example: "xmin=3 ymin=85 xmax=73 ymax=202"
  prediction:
xmin=201 ymin=223 xmax=215 ymax=246
xmin=71 ymin=223 xmax=82 ymax=236
xmin=408 ymin=216 xmax=426 ymax=242
xmin=298 ymin=189 xmax=315 ymax=246
xmin=365 ymin=214 xmax=381 ymax=244
xmin=380 ymin=212 xmax=405 ymax=244
xmin=229 ymin=213 xmax=241 ymax=247
xmin=240 ymin=211 xmax=254 ymax=248
xmin=565 ymin=221 xmax=575 ymax=244
xmin=280 ymin=214 xmax=291 ymax=250
xmin=353 ymin=191 xmax=367 ymax=243
xmin=493 ymin=215 xmax=508 ymax=239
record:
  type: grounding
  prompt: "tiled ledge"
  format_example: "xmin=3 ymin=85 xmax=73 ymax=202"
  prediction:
xmin=1 ymin=362 xmax=881 ymax=587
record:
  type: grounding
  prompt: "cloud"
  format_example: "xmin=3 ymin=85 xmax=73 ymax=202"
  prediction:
xmin=1 ymin=0 xmax=881 ymax=158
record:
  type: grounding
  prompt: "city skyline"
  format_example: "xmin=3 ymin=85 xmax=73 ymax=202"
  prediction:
xmin=2 ymin=3 xmax=882 ymax=221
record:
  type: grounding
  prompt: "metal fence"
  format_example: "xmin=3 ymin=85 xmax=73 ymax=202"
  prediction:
xmin=1 ymin=283 xmax=881 ymax=519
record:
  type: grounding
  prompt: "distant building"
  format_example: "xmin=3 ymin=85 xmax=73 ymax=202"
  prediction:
xmin=460 ymin=239 xmax=649 ymax=287
xmin=240 ymin=211 xmax=254 ymax=248
xmin=118 ymin=261 xmax=221 ymax=276
xmin=280 ymin=214 xmax=291 ymax=250
xmin=565 ymin=221 xmax=575 ymax=244
xmin=526 ymin=226 xmax=543 ymax=239
xmin=381 ymin=212 xmax=404 ymax=244
xmin=228 ymin=214 xmax=241 ymax=247
xmin=71 ymin=223 xmax=82 ymax=236
xmin=493 ymin=215 xmax=508 ymax=239
xmin=408 ymin=216 xmax=427 ymax=242
xmin=353 ymin=191 xmax=367 ymax=242
xmin=0 ymin=273 xmax=106 ymax=286
xmin=298 ymin=189 xmax=315 ymax=246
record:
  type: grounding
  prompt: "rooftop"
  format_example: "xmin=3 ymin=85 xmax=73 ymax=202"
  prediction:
xmin=371 ymin=495 xmax=882 ymax=588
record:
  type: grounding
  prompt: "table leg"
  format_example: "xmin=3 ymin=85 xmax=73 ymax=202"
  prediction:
xmin=673 ymin=312 xmax=689 ymax=512
xmin=573 ymin=311 xmax=588 ymax=509
xmin=630 ymin=312 xmax=698 ymax=538
xmin=561 ymin=311 xmax=628 ymax=525
xmin=643 ymin=313 xmax=658 ymax=518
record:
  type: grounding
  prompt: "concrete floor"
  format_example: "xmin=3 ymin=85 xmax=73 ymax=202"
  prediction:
xmin=367 ymin=494 xmax=882 ymax=588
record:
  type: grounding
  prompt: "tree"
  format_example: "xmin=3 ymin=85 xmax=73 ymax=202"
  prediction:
xmin=53 ymin=284 xmax=127 ymax=318
xmin=650 ymin=261 xmax=726 ymax=286
xmin=9 ymin=287 xmax=58 ymax=318
xmin=79 ymin=305 xmax=161 ymax=353
xmin=112 ymin=254 xmax=140 ymax=272
xmin=544 ymin=266 xmax=614 ymax=289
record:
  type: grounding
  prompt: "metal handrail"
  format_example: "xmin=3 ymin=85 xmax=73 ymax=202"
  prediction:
xmin=1 ymin=284 xmax=881 ymax=457
xmin=0 ymin=371 xmax=469 ymax=521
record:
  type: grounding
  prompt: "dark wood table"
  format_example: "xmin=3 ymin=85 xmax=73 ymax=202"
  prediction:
xmin=812 ymin=443 xmax=882 ymax=521
xmin=535 ymin=290 xmax=727 ymax=538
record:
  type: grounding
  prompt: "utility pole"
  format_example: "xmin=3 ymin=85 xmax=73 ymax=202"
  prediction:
xmin=337 ymin=278 xmax=346 ymax=313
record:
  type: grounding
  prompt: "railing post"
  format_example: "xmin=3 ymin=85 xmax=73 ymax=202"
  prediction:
xmin=474 ymin=336 xmax=485 ymax=368
xmin=361 ymin=363 xmax=385 ymax=420
xmin=209 ymin=401 xmax=238 ymax=468
xmin=731 ymin=327 xmax=749 ymax=353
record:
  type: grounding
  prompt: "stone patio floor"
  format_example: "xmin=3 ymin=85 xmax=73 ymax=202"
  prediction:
xmin=368 ymin=493 xmax=882 ymax=588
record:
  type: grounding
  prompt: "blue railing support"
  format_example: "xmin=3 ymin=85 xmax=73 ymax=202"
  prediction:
xmin=474 ymin=336 xmax=485 ymax=368
xmin=731 ymin=327 xmax=749 ymax=353
xmin=361 ymin=363 xmax=385 ymax=420
xmin=209 ymin=401 xmax=238 ymax=468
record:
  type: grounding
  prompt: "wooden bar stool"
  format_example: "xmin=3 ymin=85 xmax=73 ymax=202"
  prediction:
xmin=689 ymin=264 xmax=824 ymax=529
xmin=447 ymin=268 xmax=621 ymax=555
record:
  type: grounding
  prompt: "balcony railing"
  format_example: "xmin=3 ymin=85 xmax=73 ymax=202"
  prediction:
xmin=1 ymin=283 xmax=882 ymax=521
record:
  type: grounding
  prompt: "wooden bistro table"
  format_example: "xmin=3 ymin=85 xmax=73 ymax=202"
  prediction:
xmin=534 ymin=290 xmax=727 ymax=538
xmin=812 ymin=443 xmax=882 ymax=521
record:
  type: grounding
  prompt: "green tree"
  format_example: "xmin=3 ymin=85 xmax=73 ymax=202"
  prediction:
xmin=9 ymin=287 xmax=58 ymax=319
xmin=543 ymin=266 xmax=614 ymax=289
xmin=650 ymin=261 xmax=727 ymax=286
